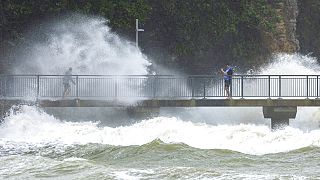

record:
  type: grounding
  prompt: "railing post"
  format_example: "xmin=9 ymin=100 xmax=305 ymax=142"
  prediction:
xmin=230 ymin=77 xmax=232 ymax=98
xmin=203 ymin=79 xmax=206 ymax=99
xmin=278 ymin=75 xmax=281 ymax=98
xmin=76 ymin=75 xmax=79 ymax=98
xmin=191 ymin=77 xmax=194 ymax=98
xmin=115 ymin=76 xmax=118 ymax=99
xmin=317 ymin=75 xmax=319 ymax=99
xmin=241 ymin=75 xmax=244 ymax=99
xmin=306 ymin=75 xmax=309 ymax=99
xmin=36 ymin=75 xmax=40 ymax=99
xmin=153 ymin=75 xmax=157 ymax=98
xmin=268 ymin=75 xmax=271 ymax=99
xmin=4 ymin=75 xmax=7 ymax=97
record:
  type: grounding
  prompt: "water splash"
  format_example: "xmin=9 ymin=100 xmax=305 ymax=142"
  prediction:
xmin=10 ymin=15 xmax=151 ymax=102
xmin=1 ymin=105 xmax=320 ymax=155
xmin=258 ymin=54 xmax=320 ymax=130
xmin=14 ymin=15 xmax=150 ymax=75
xmin=258 ymin=53 xmax=320 ymax=75
xmin=177 ymin=53 xmax=320 ymax=130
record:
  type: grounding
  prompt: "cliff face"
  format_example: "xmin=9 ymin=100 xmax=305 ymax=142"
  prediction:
xmin=264 ymin=0 xmax=299 ymax=54
xmin=297 ymin=0 xmax=320 ymax=58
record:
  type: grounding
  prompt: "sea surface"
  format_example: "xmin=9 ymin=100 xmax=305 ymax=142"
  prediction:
xmin=1 ymin=106 xmax=320 ymax=180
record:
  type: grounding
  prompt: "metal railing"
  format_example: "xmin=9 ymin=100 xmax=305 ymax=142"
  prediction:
xmin=0 ymin=75 xmax=319 ymax=99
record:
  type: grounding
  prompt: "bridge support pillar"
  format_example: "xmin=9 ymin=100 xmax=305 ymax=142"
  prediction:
xmin=126 ymin=106 xmax=160 ymax=119
xmin=263 ymin=106 xmax=297 ymax=130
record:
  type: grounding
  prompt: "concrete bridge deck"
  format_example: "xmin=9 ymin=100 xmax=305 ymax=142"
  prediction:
xmin=36 ymin=98 xmax=320 ymax=107
xmin=2 ymin=98 xmax=320 ymax=108
xmin=0 ymin=98 xmax=307 ymax=130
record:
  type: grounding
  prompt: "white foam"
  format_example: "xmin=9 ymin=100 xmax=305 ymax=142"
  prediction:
xmin=258 ymin=53 xmax=320 ymax=75
xmin=1 ymin=106 xmax=320 ymax=155
xmin=63 ymin=157 xmax=88 ymax=162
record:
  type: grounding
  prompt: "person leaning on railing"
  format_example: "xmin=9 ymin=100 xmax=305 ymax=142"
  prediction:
xmin=220 ymin=63 xmax=233 ymax=99
xmin=63 ymin=67 xmax=76 ymax=98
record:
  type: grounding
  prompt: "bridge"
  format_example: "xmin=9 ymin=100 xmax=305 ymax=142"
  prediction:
xmin=1 ymin=74 xmax=320 ymax=129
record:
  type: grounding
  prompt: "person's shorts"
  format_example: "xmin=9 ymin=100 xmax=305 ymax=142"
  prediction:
xmin=63 ymin=83 xmax=70 ymax=90
xmin=224 ymin=79 xmax=231 ymax=88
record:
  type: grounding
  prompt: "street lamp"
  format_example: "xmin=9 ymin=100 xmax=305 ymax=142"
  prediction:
xmin=136 ymin=19 xmax=144 ymax=48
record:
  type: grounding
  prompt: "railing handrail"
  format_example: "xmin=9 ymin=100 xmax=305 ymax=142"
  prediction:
xmin=0 ymin=74 xmax=320 ymax=77
xmin=1 ymin=74 xmax=319 ymax=99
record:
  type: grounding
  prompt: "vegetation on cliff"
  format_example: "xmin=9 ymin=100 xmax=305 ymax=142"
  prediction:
xmin=297 ymin=0 xmax=320 ymax=59
xmin=0 ymin=0 xmax=279 ymax=74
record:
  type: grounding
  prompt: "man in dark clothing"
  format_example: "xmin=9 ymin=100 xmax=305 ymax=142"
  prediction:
xmin=63 ymin=67 xmax=76 ymax=98
xmin=220 ymin=63 xmax=233 ymax=98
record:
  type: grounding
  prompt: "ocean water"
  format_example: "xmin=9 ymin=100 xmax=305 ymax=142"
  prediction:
xmin=1 ymin=106 xmax=320 ymax=180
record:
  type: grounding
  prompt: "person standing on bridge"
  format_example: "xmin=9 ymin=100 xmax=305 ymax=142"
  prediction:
xmin=63 ymin=67 xmax=76 ymax=98
xmin=221 ymin=63 xmax=233 ymax=99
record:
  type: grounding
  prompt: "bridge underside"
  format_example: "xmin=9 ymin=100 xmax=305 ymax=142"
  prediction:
xmin=33 ymin=99 xmax=320 ymax=107
xmin=1 ymin=99 xmax=317 ymax=130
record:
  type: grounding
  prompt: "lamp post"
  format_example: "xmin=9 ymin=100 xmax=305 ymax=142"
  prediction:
xmin=135 ymin=19 xmax=144 ymax=48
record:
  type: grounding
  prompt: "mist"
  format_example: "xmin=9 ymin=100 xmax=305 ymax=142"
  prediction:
xmin=13 ymin=15 xmax=150 ymax=75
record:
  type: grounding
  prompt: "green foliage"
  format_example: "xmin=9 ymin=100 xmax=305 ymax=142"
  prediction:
xmin=297 ymin=0 xmax=320 ymax=58
xmin=145 ymin=0 xmax=278 ymax=68
xmin=1 ymin=0 xmax=150 ymax=39
xmin=0 ymin=0 xmax=279 ymax=73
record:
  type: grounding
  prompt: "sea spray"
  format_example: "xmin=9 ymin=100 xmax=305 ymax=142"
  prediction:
xmin=258 ymin=53 xmax=320 ymax=130
xmin=14 ymin=15 xmax=150 ymax=75
xmin=1 ymin=105 xmax=320 ymax=155
xmin=258 ymin=53 xmax=320 ymax=75
xmin=10 ymin=15 xmax=152 ymax=102
xmin=178 ymin=53 xmax=320 ymax=130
